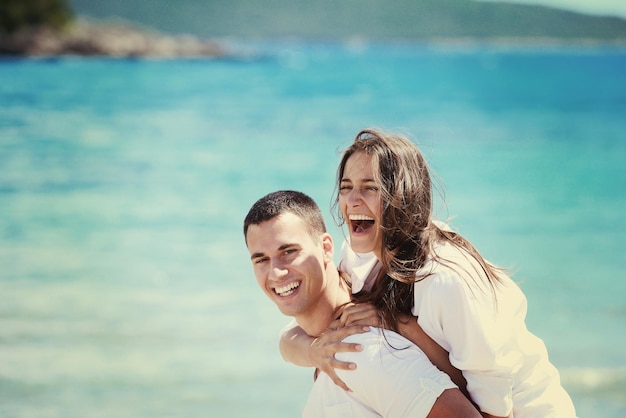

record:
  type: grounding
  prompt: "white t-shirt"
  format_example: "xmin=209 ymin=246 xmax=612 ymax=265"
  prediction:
xmin=339 ymin=240 xmax=577 ymax=418
xmin=302 ymin=327 xmax=457 ymax=418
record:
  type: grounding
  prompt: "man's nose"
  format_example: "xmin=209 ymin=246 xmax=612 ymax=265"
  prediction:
xmin=268 ymin=262 xmax=288 ymax=281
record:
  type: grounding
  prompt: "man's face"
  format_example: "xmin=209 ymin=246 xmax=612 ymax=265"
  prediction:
xmin=246 ymin=212 xmax=333 ymax=318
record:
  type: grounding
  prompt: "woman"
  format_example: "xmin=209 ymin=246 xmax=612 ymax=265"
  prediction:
xmin=280 ymin=128 xmax=576 ymax=417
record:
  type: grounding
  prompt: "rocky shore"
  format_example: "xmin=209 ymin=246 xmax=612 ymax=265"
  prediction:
xmin=0 ymin=17 xmax=225 ymax=58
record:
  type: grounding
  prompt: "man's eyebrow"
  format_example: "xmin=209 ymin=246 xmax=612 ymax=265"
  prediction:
xmin=250 ymin=244 xmax=297 ymax=260
xmin=278 ymin=243 xmax=297 ymax=251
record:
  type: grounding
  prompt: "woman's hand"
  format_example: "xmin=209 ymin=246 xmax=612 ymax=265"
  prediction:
xmin=308 ymin=302 xmax=379 ymax=390
xmin=310 ymin=319 xmax=370 ymax=391
xmin=337 ymin=302 xmax=381 ymax=328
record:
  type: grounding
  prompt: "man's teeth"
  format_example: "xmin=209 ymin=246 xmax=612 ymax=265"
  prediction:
xmin=349 ymin=214 xmax=374 ymax=221
xmin=275 ymin=282 xmax=300 ymax=297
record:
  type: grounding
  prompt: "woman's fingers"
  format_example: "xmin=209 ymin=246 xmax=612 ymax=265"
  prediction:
xmin=311 ymin=326 xmax=367 ymax=361
xmin=322 ymin=366 xmax=351 ymax=392
xmin=339 ymin=303 xmax=381 ymax=327
xmin=310 ymin=324 xmax=370 ymax=391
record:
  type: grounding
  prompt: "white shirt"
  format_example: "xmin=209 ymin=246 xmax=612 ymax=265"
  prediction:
xmin=302 ymin=327 xmax=457 ymax=418
xmin=339 ymin=240 xmax=577 ymax=418
xmin=338 ymin=240 xmax=381 ymax=293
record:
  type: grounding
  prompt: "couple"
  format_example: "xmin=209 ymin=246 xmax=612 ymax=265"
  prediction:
xmin=243 ymin=129 xmax=577 ymax=417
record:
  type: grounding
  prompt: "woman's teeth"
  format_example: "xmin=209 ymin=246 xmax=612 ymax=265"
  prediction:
xmin=349 ymin=214 xmax=374 ymax=221
xmin=349 ymin=215 xmax=374 ymax=232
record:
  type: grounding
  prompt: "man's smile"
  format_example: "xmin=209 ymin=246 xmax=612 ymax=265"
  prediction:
xmin=274 ymin=281 xmax=301 ymax=297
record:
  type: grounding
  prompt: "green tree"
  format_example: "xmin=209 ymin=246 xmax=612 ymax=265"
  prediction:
xmin=0 ymin=0 xmax=74 ymax=34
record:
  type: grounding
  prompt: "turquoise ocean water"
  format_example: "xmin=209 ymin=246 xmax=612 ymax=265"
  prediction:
xmin=1 ymin=42 xmax=625 ymax=417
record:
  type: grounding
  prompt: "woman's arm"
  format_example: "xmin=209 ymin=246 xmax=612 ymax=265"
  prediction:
xmin=420 ymin=272 xmax=519 ymax=417
xmin=279 ymin=321 xmax=369 ymax=391
xmin=396 ymin=314 xmax=469 ymax=399
xmin=396 ymin=317 xmax=510 ymax=418
xmin=338 ymin=303 xmax=470 ymax=399
xmin=338 ymin=273 xmax=513 ymax=416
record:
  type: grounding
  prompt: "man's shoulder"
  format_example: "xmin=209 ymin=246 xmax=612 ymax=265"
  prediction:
xmin=338 ymin=328 xmax=425 ymax=363
xmin=328 ymin=328 xmax=457 ymax=417
xmin=341 ymin=327 xmax=404 ymax=344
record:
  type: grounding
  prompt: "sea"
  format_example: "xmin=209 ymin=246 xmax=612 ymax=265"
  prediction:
xmin=1 ymin=40 xmax=625 ymax=417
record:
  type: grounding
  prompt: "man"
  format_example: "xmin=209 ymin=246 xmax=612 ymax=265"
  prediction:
xmin=243 ymin=190 xmax=480 ymax=417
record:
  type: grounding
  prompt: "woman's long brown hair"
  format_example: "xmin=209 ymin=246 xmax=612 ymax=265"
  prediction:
xmin=333 ymin=128 xmax=503 ymax=332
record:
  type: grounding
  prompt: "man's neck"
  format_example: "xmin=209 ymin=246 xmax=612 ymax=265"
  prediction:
xmin=295 ymin=265 xmax=352 ymax=337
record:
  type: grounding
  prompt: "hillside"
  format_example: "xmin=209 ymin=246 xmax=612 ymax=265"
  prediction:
xmin=0 ymin=0 xmax=223 ymax=57
xmin=69 ymin=0 xmax=626 ymax=41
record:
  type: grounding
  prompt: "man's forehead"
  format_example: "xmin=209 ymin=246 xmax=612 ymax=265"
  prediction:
xmin=247 ymin=213 xmax=309 ymax=248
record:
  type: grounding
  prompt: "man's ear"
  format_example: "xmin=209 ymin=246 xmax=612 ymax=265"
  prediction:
xmin=321 ymin=233 xmax=334 ymax=264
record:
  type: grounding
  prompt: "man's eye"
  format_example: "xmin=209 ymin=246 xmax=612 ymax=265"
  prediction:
xmin=254 ymin=257 xmax=268 ymax=265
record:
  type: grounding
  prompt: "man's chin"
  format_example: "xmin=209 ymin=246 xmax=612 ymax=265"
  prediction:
xmin=278 ymin=306 xmax=299 ymax=317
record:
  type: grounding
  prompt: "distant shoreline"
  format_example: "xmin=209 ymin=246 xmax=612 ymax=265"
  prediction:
xmin=0 ymin=17 xmax=226 ymax=58
xmin=376 ymin=36 xmax=626 ymax=49
xmin=2 ymin=16 xmax=625 ymax=59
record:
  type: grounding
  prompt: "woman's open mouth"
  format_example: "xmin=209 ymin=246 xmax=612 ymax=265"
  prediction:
xmin=349 ymin=214 xmax=375 ymax=233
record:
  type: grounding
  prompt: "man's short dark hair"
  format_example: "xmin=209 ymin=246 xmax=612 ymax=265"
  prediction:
xmin=243 ymin=190 xmax=327 ymax=244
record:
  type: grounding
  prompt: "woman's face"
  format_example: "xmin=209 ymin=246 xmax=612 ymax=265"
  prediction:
xmin=338 ymin=152 xmax=383 ymax=259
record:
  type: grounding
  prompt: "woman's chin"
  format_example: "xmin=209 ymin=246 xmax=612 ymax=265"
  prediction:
xmin=349 ymin=237 xmax=375 ymax=254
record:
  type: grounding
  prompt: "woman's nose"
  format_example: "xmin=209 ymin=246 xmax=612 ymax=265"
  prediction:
xmin=347 ymin=189 xmax=362 ymax=205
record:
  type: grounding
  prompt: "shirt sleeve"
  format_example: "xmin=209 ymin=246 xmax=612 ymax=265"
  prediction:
xmin=335 ymin=330 xmax=457 ymax=417
xmin=419 ymin=272 xmax=524 ymax=416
